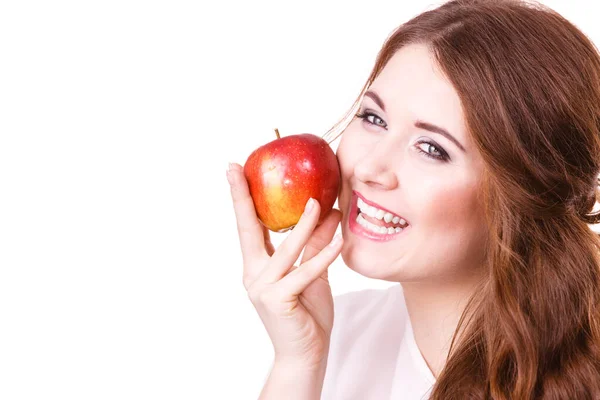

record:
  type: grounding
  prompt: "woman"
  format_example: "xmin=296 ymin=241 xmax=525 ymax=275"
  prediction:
xmin=227 ymin=0 xmax=600 ymax=398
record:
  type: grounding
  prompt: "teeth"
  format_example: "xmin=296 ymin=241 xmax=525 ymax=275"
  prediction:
xmin=384 ymin=212 xmax=393 ymax=223
xmin=356 ymin=196 xmax=408 ymax=228
xmin=356 ymin=213 xmax=367 ymax=228
xmin=356 ymin=213 xmax=405 ymax=235
xmin=357 ymin=213 xmax=368 ymax=228
xmin=367 ymin=206 xmax=377 ymax=218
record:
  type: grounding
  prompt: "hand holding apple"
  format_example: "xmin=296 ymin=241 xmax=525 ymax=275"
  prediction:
xmin=243 ymin=129 xmax=341 ymax=232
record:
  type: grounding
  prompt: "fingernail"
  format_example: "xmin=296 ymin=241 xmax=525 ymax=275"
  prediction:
xmin=228 ymin=162 xmax=233 ymax=171
xmin=226 ymin=169 xmax=234 ymax=185
xmin=329 ymin=233 xmax=343 ymax=247
xmin=304 ymin=198 xmax=315 ymax=215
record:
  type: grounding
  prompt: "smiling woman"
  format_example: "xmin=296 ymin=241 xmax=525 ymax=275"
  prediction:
xmin=320 ymin=0 xmax=600 ymax=398
xmin=229 ymin=0 xmax=600 ymax=399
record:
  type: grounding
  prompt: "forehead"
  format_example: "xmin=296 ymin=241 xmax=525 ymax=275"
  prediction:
xmin=369 ymin=43 xmax=467 ymax=146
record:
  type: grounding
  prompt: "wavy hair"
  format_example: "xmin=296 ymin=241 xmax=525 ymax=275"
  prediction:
xmin=324 ymin=0 xmax=600 ymax=397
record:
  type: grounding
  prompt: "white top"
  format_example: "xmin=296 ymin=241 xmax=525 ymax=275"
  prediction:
xmin=321 ymin=283 xmax=436 ymax=400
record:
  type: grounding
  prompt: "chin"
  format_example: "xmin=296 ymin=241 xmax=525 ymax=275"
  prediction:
xmin=340 ymin=245 xmax=400 ymax=282
xmin=340 ymin=244 xmax=436 ymax=283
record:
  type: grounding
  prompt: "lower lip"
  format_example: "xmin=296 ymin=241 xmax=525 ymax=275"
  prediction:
xmin=348 ymin=192 xmax=409 ymax=242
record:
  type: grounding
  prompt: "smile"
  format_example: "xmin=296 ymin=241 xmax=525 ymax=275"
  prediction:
xmin=348 ymin=191 xmax=410 ymax=242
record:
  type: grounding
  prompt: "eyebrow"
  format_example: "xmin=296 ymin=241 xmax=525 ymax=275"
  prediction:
xmin=363 ymin=90 xmax=466 ymax=153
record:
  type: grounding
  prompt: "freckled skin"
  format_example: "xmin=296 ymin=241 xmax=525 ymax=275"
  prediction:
xmin=244 ymin=134 xmax=341 ymax=232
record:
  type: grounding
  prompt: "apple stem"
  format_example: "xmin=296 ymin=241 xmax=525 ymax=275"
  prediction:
xmin=274 ymin=128 xmax=280 ymax=139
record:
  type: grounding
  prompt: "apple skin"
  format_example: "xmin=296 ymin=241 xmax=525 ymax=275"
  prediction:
xmin=243 ymin=133 xmax=341 ymax=232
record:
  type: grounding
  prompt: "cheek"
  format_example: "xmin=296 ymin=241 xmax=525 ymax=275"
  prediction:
xmin=408 ymin=177 xmax=486 ymax=276
xmin=417 ymin=177 xmax=482 ymax=231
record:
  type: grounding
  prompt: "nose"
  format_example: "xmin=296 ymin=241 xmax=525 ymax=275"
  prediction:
xmin=354 ymin=141 xmax=399 ymax=190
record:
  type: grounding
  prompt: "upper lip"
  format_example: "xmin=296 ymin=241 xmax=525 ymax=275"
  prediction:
xmin=353 ymin=190 xmax=409 ymax=224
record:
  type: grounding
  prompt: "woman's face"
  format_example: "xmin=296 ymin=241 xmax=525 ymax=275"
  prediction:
xmin=337 ymin=43 xmax=487 ymax=283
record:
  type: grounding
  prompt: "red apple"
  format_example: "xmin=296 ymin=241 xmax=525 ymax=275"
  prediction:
xmin=244 ymin=129 xmax=341 ymax=232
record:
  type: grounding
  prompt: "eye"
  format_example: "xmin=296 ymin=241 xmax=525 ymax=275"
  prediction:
xmin=415 ymin=140 xmax=450 ymax=162
xmin=355 ymin=110 xmax=451 ymax=163
xmin=355 ymin=111 xmax=387 ymax=129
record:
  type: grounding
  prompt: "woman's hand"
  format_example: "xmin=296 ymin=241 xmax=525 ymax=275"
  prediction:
xmin=227 ymin=162 xmax=343 ymax=370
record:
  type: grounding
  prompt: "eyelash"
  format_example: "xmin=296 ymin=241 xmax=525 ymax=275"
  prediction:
xmin=354 ymin=111 xmax=450 ymax=162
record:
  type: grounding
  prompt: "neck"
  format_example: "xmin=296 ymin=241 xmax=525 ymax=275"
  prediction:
xmin=401 ymin=271 xmax=483 ymax=378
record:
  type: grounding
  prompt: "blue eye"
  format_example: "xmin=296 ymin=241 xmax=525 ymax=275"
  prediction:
xmin=414 ymin=140 xmax=450 ymax=162
xmin=354 ymin=111 xmax=450 ymax=162
xmin=355 ymin=111 xmax=387 ymax=128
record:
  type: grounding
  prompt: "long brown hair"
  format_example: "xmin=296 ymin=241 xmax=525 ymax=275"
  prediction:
xmin=324 ymin=0 xmax=600 ymax=398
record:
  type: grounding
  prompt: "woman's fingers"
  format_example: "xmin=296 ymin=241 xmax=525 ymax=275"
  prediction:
xmin=280 ymin=233 xmax=343 ymax=296
xmin=259 ymin=198 xmax=321 ymax=284
xmin=227 ymin=163 xmax=267 ymax=268
xmin=300 ymin=209 xmax=342 ymax=264
xmin=263 ymin=225 xmax=275 ymax=256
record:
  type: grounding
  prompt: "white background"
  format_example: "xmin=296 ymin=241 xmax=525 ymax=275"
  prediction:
xmin=1 ymin=1 xmax=598 ymax=399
